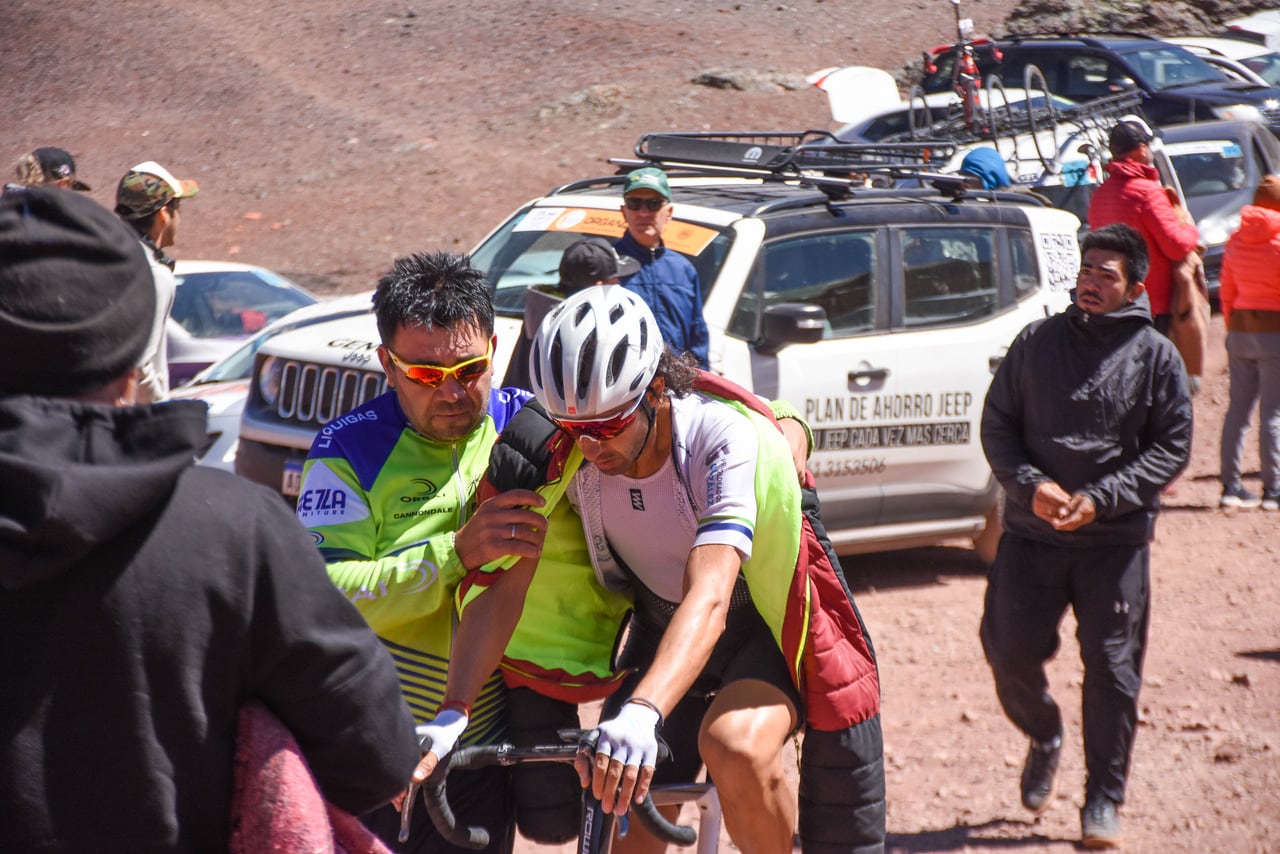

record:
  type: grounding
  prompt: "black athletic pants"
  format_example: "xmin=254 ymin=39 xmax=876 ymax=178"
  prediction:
xmin=980 ymin=533 xmax=1150 ymax=805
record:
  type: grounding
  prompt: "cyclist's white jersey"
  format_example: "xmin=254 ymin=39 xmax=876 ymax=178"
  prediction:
xmin=593 ymin=392 xmax=760 ymax=603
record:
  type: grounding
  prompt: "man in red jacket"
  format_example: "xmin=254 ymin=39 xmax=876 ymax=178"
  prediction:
xmin=1088 ymin=121 xmax=1201 ymax=337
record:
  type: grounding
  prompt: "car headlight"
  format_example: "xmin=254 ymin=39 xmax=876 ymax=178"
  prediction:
xmin=1198 ymin=210 xmax=1242 ymax=249
xmin=1211 ymin=103 xmax=1263 ymax=123
xmin=257 ymin=356 xmax=283 ymax=406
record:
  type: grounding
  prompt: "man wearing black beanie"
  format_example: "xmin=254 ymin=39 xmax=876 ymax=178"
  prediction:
xmin=0 ymin=186 xmax=420 ymax=851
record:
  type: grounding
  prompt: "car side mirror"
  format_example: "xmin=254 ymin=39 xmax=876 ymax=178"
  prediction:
xmin=756 ymin=303 xmax=826 ymax=355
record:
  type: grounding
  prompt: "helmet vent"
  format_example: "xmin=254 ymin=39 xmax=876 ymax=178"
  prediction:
xmin=549 ymin=335 xmax=566 ymax=403
xmin=576 ymin=331 xmax=598 ymax=404
xmin=607 ymin=339 xmax=628 ymax=387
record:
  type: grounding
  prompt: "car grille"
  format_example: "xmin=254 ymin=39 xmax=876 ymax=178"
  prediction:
xmin=1264 ymin=106 xmax=1280 ymax=127
xmin=272 ymin=360 xmax=387 ymax=428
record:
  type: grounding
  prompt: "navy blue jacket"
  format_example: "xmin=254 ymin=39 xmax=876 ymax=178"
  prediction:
xmin=615 ymin=231 xmax=710 ymax=368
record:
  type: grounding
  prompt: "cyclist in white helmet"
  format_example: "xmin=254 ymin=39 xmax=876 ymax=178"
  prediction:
xmin=418 ymin=285 xmax=885 ymax=853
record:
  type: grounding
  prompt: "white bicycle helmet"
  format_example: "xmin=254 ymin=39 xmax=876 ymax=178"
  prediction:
xmin=530 ymin=284 xmax=663 ymax=420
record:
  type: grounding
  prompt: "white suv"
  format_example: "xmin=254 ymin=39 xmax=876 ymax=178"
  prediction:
xmin=237 ymin=134 xmax=1079 ymax=558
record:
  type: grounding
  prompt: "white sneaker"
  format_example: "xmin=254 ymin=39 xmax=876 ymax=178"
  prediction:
xmin=1220 ymin=486 xmax=1262 ymax=509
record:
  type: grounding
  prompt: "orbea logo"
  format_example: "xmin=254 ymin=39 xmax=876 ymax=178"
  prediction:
xmin=296 ymin=461 xmax=371 ymax=526
xmin=400 ymin=477 xmax=440 ymax=503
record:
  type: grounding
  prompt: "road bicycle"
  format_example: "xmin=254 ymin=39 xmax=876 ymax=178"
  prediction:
xmin=412 ymin=729 xmax=723 ymax=853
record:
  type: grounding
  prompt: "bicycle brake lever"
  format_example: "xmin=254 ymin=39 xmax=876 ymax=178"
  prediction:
xmin=399 ymin=779 xmax=420 ymax=843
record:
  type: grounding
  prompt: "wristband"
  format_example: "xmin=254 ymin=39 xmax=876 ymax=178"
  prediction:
xmin=439 ymin=700 xmax=472 ymax=717
xmin=625 ymin=696 xmax=665 ymax=732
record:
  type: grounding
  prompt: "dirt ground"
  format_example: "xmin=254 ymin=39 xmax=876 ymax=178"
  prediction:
xmin=6 ymin=1 xmax=1277 ymax=851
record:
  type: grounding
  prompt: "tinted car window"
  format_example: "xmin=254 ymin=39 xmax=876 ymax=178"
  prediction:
xmin=1010 ymin=229 xmax=1040 ymax=300
xmin=732 ymin=231 xmax=877 ymax=340
xmin=901 ymin=227 xmax=996 ymax=328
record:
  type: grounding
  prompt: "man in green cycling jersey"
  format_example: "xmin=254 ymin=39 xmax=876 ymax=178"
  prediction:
xmin=297 ymin=251 xmax=550 ymax=853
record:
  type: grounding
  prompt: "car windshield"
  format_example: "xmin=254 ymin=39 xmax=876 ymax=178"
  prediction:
xmin=172 ymin=268 xmax=315 ymax=339
xmin=469 ymin=203 xmax=735 ymax=313
xmin=1165 ymin=138 xmax=1252 ymax=198
xmin=186 ymin=303 xmax=371 ymax=384
xmin=1129 ymin=45 xmax=1228 ymax=90
xmin=1242 ymin=51 xmax=1280 ymax=86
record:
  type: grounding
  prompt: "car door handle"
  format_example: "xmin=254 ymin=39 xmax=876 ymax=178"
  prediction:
xmin=849 ymin=367 xmax=889 ymax=383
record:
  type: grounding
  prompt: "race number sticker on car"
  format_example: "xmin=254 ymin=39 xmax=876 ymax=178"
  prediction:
xmin=282 ymin=458 xmax=305 ymax=497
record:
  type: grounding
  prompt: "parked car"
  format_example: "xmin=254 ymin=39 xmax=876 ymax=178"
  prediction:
xmin=923 ymin=34 xmax=1280 ymax=137
xmin=1225 ymin=10 xmax=1280 ymax=50
xmin=166 ymin=261 xmax=317 ymax=387
xmin=1167 ymin=36 xmax=1280 ymax=87
xmin=237 ymin=133 xmax=1081 ymax=559
xmin=823 ymin=81 xmax=1137 ymax=190
xmin=1159 ymin=119 xmax=1280 ymax=297
xmin=170 ymin=292 xmax=377 ymax=470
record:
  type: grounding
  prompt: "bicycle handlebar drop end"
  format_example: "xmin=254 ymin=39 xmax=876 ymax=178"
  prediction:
xmin=633 ymin=796 xmax=699 ymax=847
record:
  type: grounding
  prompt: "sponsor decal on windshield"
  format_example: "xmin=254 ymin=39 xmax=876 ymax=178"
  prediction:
xmin=514 ymin=207 xmax=719 ymax=256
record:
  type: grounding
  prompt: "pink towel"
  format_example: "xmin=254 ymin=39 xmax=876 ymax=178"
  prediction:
xmin=230 ymin=702 xmax=393 ymax=854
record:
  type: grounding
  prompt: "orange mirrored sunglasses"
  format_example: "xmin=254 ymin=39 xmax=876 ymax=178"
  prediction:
xmin=386 ymin=340 xmax=494 ymax=388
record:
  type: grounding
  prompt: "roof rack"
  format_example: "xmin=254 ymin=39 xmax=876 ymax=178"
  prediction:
xmin=998 ymin=31 xmax=1161 ymax=44
xmin=626 ymin=131 xmax=957 ymax=190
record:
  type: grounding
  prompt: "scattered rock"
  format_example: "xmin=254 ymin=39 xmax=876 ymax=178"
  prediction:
xmin=691 ymin=68 xmax=807 ymax=92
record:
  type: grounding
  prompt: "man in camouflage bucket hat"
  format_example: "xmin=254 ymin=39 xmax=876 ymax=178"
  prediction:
xmin=115 ymin=161 xmax=199 ymax=403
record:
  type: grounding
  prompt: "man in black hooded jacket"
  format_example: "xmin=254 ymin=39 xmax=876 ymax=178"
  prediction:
xmin=979 ymin=222 xmax=1192 ymax=850
xmin=0 ymin=186 xmax=419 ymax=851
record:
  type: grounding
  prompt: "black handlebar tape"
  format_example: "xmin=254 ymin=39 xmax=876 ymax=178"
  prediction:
xmin=422 ymin=746 xmax=506 ymax=850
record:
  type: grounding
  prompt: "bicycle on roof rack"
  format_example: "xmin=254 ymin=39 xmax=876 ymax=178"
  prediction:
xmin=415 ymin=729 xmax=723 ymax=854
xmin=903 ymin=61 xmax=1146 ymax=183
xmin=914 ymin=0 xmax=1009 ymax=144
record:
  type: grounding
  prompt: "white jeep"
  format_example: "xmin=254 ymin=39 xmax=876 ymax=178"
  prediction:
xmin=237 ymin=134 xmax=1080 ymax=559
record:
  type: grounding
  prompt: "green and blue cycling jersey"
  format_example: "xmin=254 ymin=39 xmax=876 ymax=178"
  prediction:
xmin=298 ymin=387 xmax=531 ymax=745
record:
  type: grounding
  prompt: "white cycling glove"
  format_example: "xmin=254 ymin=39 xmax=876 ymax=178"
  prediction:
xmin=593 ymin=701 xmax=661 ymax=770
xmin=414 ymin=708 xmax=469 ymax=760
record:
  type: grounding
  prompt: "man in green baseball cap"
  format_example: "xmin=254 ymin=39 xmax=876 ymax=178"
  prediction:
xmin=615 ymin=166 xmax=709 ymax=368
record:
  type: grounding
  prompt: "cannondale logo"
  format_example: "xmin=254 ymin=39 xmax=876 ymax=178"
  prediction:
xmin=400 ymin=477 xmax=440 ymax=503
xmin=743 ymin=146 xmax=764 ymax=164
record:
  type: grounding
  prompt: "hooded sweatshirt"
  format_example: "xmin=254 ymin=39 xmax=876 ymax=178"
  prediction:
xmin=0 ymin=397 xmax=418 ymax=852
xmin=981 ymin=292 xmax=1193 ymax=547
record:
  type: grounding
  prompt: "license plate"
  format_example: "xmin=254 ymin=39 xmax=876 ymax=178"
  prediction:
xmin=282 ymin=459 xmax=304 ymax=497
